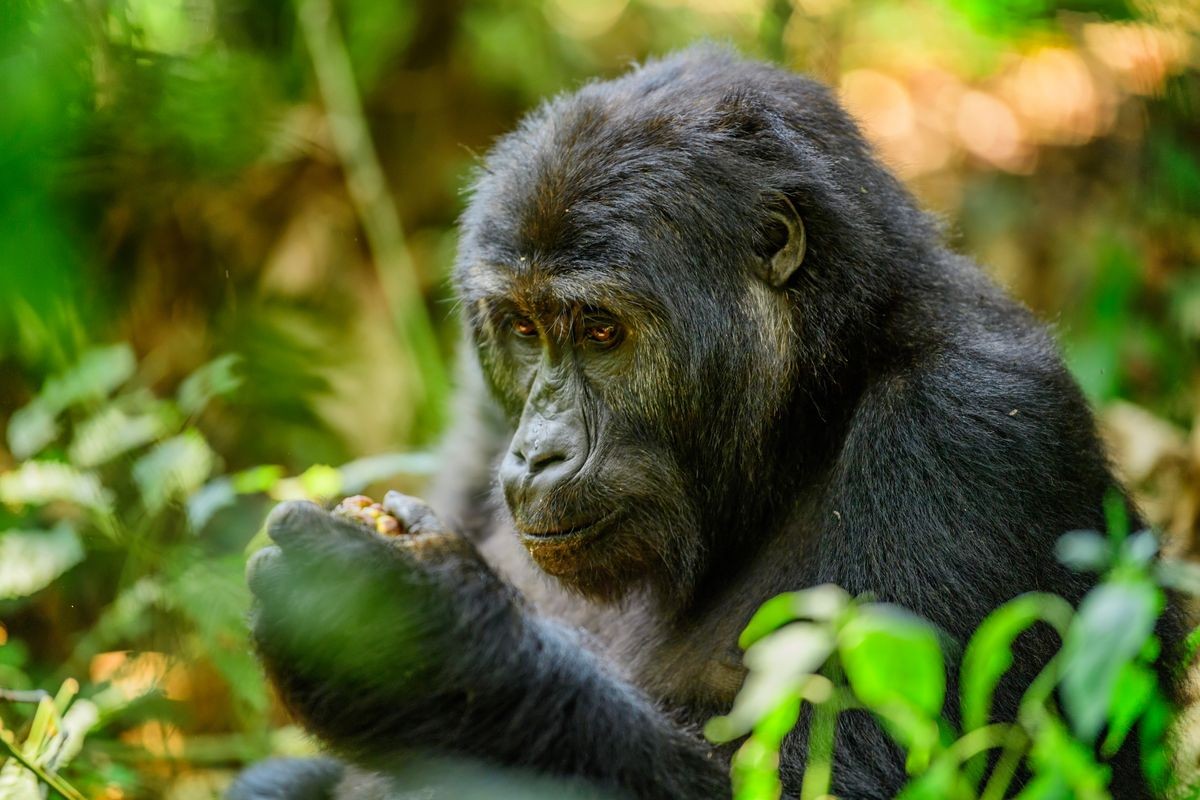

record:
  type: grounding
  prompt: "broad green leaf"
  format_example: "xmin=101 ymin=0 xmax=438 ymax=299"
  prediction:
xmin=1055 ymin=531 xmax=1111 ymax=573
xmin=1155 ymin=559 xmax=1200 ymax=596
xmin=707 ymin=622 xmax=835 ymax=742
xmin=177 ymin=354 xmax=242 ymax=415
xmin=1138 ymin=691 xmax=1173 ymax=793
xmin=0 ymin=462 xmax=111 ymax=511
xmin=962 ymin=593 xmax=1072 ymax=733
xmin=6 ymin=403 xmax=58 ymax=461
xmin=0 ymin=525 xmax=84 ymax=599
xmin=896 ymin=751 xmax=966 ymax=800
xmin=298 ymin=464 xmax=341 ymax=500
xmin=1100 ymin=662 xmax=1156 ymax=757
xmin=1026 ymin=717 xmax=1110 ymax=798
xmin=45 ymin=697 xmax=98 ymax=771
xmin=739 ymin=593 xmax=804 ymax=649
xmin=1060 ymin=581 xmax=1160 ymax=742
xmin=68 ymin=405 xmax=170 ymax=467
xmin=38 ymin=344 xmax=135 ymax=413
xmin=230 ymin=465 xmax=286 ymax=494
xmin=123 ymin=0 xmax=213 ymax=55
xmin=840 ymin=605 xmax=946 ymax=720
xmin=1119 ymin=531 xmax=1158 ymax=568
xmin=6 ymin=344 xmax=136 ymax=459
xmin=738 ymin=585 xmax=849 ymax=649
xmin=186 ymin=477 xmax=237 ymax=532
xmin=1014 ymin=774 xmax=1073 ymax=800
xmin=132 ymin=430 xmax=218 ymax=514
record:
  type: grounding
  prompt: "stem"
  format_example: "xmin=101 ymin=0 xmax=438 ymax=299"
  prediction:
xmin=948 ymin=723 xmax=1015 ymax=764
xmin=801 ymin=664 xmax=847 ymax=800
xmin=0 ymin=732 xmax=87 ymax=800
xmin=800 ymin=697 xmax=837 ymax=800
xmin=979 ymin=727 xmax=1028 ymax=800
xmin=292 ymin=0 xmax=450 ymax=435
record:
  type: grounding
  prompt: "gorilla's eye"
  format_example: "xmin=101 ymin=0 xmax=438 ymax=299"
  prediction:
xmin=584 ymin=322 xmax=621 ymax=346
xmin=511 ymin=316 xmax=538 ymax=338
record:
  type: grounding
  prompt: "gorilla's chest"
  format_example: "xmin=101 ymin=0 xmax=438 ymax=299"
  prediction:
xmin=478 ymin=524 xmax=747 ymax=719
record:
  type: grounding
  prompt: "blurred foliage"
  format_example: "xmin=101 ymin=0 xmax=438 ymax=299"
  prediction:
xmin=708 ymin=501 xmax=1200 ymax=800
xmin=0 ymin=0 xmax=1197 ymax=796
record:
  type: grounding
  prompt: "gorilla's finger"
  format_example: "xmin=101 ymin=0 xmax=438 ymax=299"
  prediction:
xmin=383 ymin=491 xmax=447 ymax=536
xmin=246 ymin=545 xmax=287 ymax=598
xmin=266 ymin=499 xmax=334 ymax=550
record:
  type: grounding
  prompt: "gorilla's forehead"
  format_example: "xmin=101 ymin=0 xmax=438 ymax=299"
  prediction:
xmin=457 ymin=257 xmax=667 ymax=318
xmin=460 ymin=95 xmax=742 ymax=262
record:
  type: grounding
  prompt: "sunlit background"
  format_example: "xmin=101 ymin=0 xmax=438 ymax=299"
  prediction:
xmin=1 ymin=0 xmax=1198 ymax=797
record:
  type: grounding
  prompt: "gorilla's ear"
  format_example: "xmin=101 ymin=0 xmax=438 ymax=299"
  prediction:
xmin=754 ymin=192 xmax=806 ymax=289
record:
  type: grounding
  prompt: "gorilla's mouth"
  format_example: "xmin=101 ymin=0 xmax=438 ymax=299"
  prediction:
xmin=515 ymin=510 xmax=618 ymax=544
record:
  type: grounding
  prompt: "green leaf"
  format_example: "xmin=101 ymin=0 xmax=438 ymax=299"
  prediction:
xmin=177 ymin=354 xmax=242 ymax=415
xmin=1100 ymin=662 xmax=1156 ymax=757
xmin=1138 ymin=691 xmax=1172 ymax=793
xmin=1119 ymin=531 xmax=1158 ymax=568
xmin=5 ymin=403 xmax=58 ymax=462
xmin=1060 ymin=581 xmax=1160 ymax=742
xmin=132 ymin=430 xmax=218 ymax=514
xmin=961 ymin=593 xmax=1072 ymax=733
xmin=45 ymin=344 xmax=136 ymax=408
xmin=230 ymin=465 xmax=286 ymax=494
xmin=896 ymin=752 xmax=966 ymax=800
xmin=738 ymin=585 xmax=849 ymax=649
xmin=7 ymin=343 xmax=137 ymax=459
xmin=186 ymin=477 xmax=237 ymax=532
xmin=0 ymin=524 xmax=84 ymax=599
xmin=1014 ymin=774 xmax=1073 ymax=800
xmin=68 ymin=405 xmax=171 ymax=468
xmin=707 ymin=622 xmax=835 ymax=742
xmin=1055 ymin=531 xmax=1111 ymax=573
xmin=1025 ymin=717 xmax=1110 ymax=797
xmin=298 ymin=464 xmax=341 ymax=500
xmin=0 ymin=461 xmax=112 ymax=511
xmin=839 ymin=604 xmax=946 ymax=724
xmin=1156 ymin=558 xmax=1200 ymax=598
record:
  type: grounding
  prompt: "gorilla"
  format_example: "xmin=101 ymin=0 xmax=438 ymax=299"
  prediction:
xmin=232 ymin=47 xmax=1182 ymax=799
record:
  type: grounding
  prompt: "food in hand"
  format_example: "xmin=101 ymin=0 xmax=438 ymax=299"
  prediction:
xmin=332 ymin=495 xmax=404 ymax=536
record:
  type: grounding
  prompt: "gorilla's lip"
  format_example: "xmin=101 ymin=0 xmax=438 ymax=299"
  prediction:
xmin=516 ymin=511 xmax=617 ymax=543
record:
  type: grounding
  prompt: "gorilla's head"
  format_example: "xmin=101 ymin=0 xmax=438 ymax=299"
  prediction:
xmin=454 ymin=47 xmax=937 ymax=605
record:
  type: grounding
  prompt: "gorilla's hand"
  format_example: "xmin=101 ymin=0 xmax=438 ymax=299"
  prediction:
xmin=246 ymin=492 xmax=527 ymax=752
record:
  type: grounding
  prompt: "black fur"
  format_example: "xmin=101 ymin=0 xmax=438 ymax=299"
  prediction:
xmin=234 ymin=47 xmax=1184 ymax=800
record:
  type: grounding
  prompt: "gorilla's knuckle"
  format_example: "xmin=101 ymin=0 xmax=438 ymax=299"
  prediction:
xmin=245 ymin=544 xmax=282 ymax=593
xmin=265 ymin=499 xmax=325 ymax=543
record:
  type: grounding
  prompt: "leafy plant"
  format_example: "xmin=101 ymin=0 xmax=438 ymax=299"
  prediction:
xmin=0 ymin=343 xmax=435 ymax=797
xmin=709 ymin=497 xmax=1197 ymax=800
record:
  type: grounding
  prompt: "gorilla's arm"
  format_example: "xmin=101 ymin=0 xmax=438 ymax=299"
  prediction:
xmin=247 ymin=498 xmax=729 ymax=800
xmin=424 ymin=348 xmax=510 ymax=542
xmin=779 ymin=334 xmax=1116 ymax=798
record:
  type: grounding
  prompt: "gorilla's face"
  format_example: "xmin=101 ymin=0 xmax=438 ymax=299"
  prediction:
xmin=455 ymin=86 xmax=808 ymax=604
xmin=458 ymin=261 xmax=704 ymax=603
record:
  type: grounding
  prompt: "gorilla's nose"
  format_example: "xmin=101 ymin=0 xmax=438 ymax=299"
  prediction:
xmin=500 ymin=420 xmax=585 ymax=505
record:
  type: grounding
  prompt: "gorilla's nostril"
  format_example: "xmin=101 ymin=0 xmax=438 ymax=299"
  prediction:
xmin=526 ymin=448 xmax=569 ymax=474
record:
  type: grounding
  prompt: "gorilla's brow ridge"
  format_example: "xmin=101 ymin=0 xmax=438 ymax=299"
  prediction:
xmin=462 ymin=263 xmax=667 ymax=321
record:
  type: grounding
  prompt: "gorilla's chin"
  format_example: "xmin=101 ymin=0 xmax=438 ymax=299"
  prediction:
xmin=515 ymin=512 xmax=618 ymax=568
